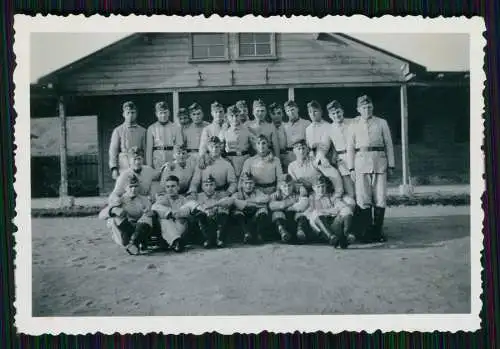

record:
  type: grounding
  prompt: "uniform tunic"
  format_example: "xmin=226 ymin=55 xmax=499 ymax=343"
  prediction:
xmin=346 ymin=116 xmax=395 ymax=208
xmin=159 ymin=160 xmax=196 ymax=195
xmin=152 ymin=194 xmax=198 ymax=244
xmin=327 ymin=119 xmax=355 ymax=176
xmin=182 ymin=121 xmax=210 ymax=152
xmin=196 ymin=191 xmax=232 ymax=216
xmin=233 ymin=189 xmax=270 ymax=218
xmin=218 ymin=125 xmax=253 ymax=176
xmin=146 ymin=122 xmax=184 ymax=169
xmin=240 ymin=155 xmax=283 ymax=194
xmin=99 ymin=193 xmax=153 ymax=246
xmin=198 ymin=122 xmax=226 ymax=156
xmin=305 ymin=193 xmax=352 ymax=232
xmin=246 ymin=120 xmax=281 ymax=157
xmin=109 ymin=166 xmax=160 ymax=201
xmin=268 ymin=190 xmax=309 ymax=222
xmin=305 ymin=121 xmax=331 ymax=158
xmin=281 ymin=118 xmax=311 ymax=169
xmin=189 ymin=157 xmax=238 ymax=194
xmin=108 ymin=123 xmax=147 ymax=173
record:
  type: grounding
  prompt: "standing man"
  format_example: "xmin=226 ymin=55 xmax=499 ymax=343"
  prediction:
xmin=347 ymin=95 xmax=395 ymax=243
xmin=268 ymin=102 xmax=288 ymax=169
xmin=305 ymin=100 xmax=331 ymax=165
xmin=282 ymin=100 xmax=311 ymax=170
xmin=183 ymin=102 xmax=209 ymax=155
xmin=108 ymin=101 xmax=147 ymax=180
xmin=235 ymin=100 xmax=252 ymax=125
xmin=326 ymin=100 xmax=356 ymax=199
xmin=246 ymin=99 xmax=280 ymax=157
xmin=240 ymin=135 xmax=283 ymax=195
xmin=198 ymin=101 xmax=227 ymax=156
xmin=218 ymin=105 xmax=253 ymax=176
xmin=145 ymin=101 xmax=184 ymax=170
xmin=159 ymin=144 xmax=197 ymax=196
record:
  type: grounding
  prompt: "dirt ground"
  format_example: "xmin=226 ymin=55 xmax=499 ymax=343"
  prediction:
xmin=32 ymin=207 xmax=471 ymax=316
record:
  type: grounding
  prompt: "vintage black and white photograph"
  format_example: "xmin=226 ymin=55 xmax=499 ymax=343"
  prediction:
xmin=14 ymin=16 xmax=484 ymax=334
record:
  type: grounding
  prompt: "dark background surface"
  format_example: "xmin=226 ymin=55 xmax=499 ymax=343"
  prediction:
xmin=2 ymin=1 xmax=498 ymax=349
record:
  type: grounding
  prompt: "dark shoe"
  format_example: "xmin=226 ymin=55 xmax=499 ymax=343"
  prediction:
xmin=277 ymin=223 xmax=291 ymax=243
xmin=373 ymin=207 xmax=387 ymax=242
xmin=157 ymin=237 xmax=169 ymax=251
xmin=347 ymin=233 xmax=356 ymax=244
xmin=125 ymin=243 xmax=140 ymax=255
xmin=296 ymin=228 xmax=307 ymax=244
xmin=216 ymin=239 xmax=225 ymax=248
xmin=171 ymin=239 xmax=184 ymax=253
xmin=328 ymin=235 xmax=339 ymax=247
xmin=202 ymin=240 xmax=212 ymax=249
xmin=255 ymin=234 xmax=264 ymax=244
xmin=243 ymin=233 xmax=253 ymax=244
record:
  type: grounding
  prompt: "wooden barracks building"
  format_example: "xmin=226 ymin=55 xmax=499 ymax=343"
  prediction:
xmin=30 ymin=32 xmax=470 ymax=198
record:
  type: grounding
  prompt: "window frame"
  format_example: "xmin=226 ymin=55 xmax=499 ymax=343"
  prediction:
xmin=235 ymin=33 xmax=278 ymax=61
xmin=189 ymin=33 xmax=230 ymax=62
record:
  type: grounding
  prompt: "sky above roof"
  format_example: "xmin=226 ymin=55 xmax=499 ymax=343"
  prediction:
xmin=30 ymin=32 xmax=469 ymax=83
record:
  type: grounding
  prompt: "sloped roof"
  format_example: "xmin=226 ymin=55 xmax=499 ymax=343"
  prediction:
xmin=34 ymin=32 xmax=425 ymax=87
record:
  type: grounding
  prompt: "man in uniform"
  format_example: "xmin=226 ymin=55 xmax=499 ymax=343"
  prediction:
xmin=198 ymin=101 xmax=227 ymax=156
xmin=268 ymin=102 xmax=288 ymax=169
xmin=233 ymin=171 xmax=271 ymax=244
xmin=282 ymin=100 xmax=311 ymax=170
xmin=192 ymin=175 xmax=234 ymax=248
xmin=235 ymin=100 xmax=252 ymax=125
xmin=269 ymin=174 xmax=310 ymax=244
xmin=305 ymin=100 xmax=331 ymax=165
xmin=108 ymin=101 xmax=147 ymax=180
xmin=145 ymin=101 xmax=184 ymax=170
xmin=159 ymin=143 xmax=197 ymax=196
xmin=109 ymin=146 xmax=161 ymax=201
xmin=240 ymin=135 xmax=283 ymax=195
xmin=246 ymin=99 xmax=280 ymax=156
xmin=347 ymin=95 xmax=395 ymax=243
xmin=218 ymin=105 xmax=253 ymax=176
xmin=325 ymin=100 xmax=356 ymax=199
xmin=303 ymin=175 xmax=353 ymax=248
xmin=151 ymin=175 xmax=198 ymax=253
xmin=183 ymin=102 xmax=210 ymax=155
xmin=177 ymin=107 xmax=193 ymax=129
xmin=98 ymin=173 xmax=154 ymax=255
xmin=188 ymin=136 xmax=238 ymax=196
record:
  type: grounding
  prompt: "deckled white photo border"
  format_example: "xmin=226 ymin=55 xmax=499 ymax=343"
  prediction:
xmin=13 ymin=14 xmax=485 ymax=335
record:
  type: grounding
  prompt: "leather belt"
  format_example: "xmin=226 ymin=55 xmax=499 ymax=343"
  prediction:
xmin=336 ymin=150 xmax=346 ymax=155
xmin=153 ymin=146 xmax=173 ymax=151
xmin=355 ymin=146 xmax=385 ymax=152
xmin=285 ymin=147 xmax=294 ymax=151
xmin=187 ymin=149 xmax=198 ymax=153
xmin=215 ymin=185 xmax=228 ymax=191
xmin=280 ymin=149 xmax=289 ymax=154
xmin=257 ymin=182 xmax=277 ymax=188
xmin=226 ymin=150 xmax=249 ymax=156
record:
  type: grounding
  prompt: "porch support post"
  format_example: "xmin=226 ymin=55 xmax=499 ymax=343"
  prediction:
xmin=399 ymin=84 xmax=413 ymax=196
xmin=288 ymin=87 xmax=295 ymax=101
xmin=58 ymin=96 xmax=74 ymax=207
xmin=172 ymin=90 xmax=180 ymax=124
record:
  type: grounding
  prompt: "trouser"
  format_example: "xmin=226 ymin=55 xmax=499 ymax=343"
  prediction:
xmin=272 ymin=211 xmax=310 ymax=241
xmin=158 ymin=218 xmax=187 ymax=244
xmin=108 ymin=218 xmax=152 ymax=247
xmin=314 ymin=215 xmax=350 ymax=246
xmin=152 ymin=149 xmax=174 ymax=169
xmin=255 ymin=184 xmax=277 ymax=195
xmin=355 ymin=172 xmax=387 ymax=209
xmin=234 ymin=207 xmax=271 ymax=241
xmin=194 ymin=210 xmax=229 ymax=242
xmin=341 ymin=175 xmax=355 ymax=200
xmin=226 ymin=154 xmax=250 ymax=177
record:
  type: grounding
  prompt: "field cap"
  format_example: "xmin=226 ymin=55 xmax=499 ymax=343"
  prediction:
xmin=127 ymin=174 xmax=140 ymax=187
xmin=227 ymin=105 xmax=240 ymax=117
xmin=253 ymin=99 xmax=266 ymax=109
xmin=128 ymin=146 xmax=144 ymax=158
xmin=280 ymin=174 xmax=295 ymax=184
xmin=155 ymin=101 xmax=169 ymax=112
xmin=188 ymin=102 xmax=202 ymax=112
xmin=284 ymin=100 xmax=298 ymax=109
xmin=314 ymin=175 xmax=329 ymax=186
xmin=326 ymin=100 xmax=343 ymax=111
xmin=240 ymin=171 xmax=255 ymax=182
xmin=357 ymin=95 xmax=373 ymax=107
xmin=292 ymin=139 xmax=307 ymax=148
xmin=211 ymin=101 xmax=224 ymax=111
xmin=173 ymin=143 xmax=187 ymax=152
xmin=268 ymin=102 xmax=282 ymax=112
xmin=203 ymin=174 xmax=216 ymax=184
xmin=235 ymin=100 xmax=248 ymax=110
xmin=177 ymin=107 xmax=188 ymax=116
xmin=122 ymin=101 xmax=137 ymax=111
xmin=208 ymin=136 xmax=222 ymax=145
xmin=307 ymin=100 xmax=322 ymax=110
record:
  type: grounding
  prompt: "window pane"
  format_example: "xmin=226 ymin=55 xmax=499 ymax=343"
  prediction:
xmin=239 ymin=33 xmax=254 ymax=44
xmin=192 ymin=46 xmax=209 ymax=58
xmin=192 ymin=33 xmax=224 ymax=46
xmin=254 ymin=33 xmax=271 ymax=43
xmin=209 ymin=45 xmax=225 ymax=57
xmin=239 ymin=43 xmax=256 ymax=56
xmin=255 ymin=43 xmax=271 ymax=55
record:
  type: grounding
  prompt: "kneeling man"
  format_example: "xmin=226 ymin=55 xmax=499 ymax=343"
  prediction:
xmin=99 ymin=174 xmax=154 ymax=255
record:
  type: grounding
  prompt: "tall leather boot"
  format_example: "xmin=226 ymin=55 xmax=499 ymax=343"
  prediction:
xmin=116 ymin=219 xmax=135 ymax=247
xmin=317 ymin=216 xmax=338 ymax=247
xmin=275 ymin=218 xmax=292 ymax=244
xmin=149 ymin=213 xmax=169 ymax=251
xmin=126 ymin=222 xmax=150 ymax=255
xmin=215 ymin=213 xmax=229 ymax=248
xmin=332 ymin=216 xmax=349 ymax=249
xmin=253 ymin=213 xmax=268 ymax=244
xmin=295 ymin=216 xmax=309 ymax=244
xmin=343 ymin=214 xmax=355 ymax=245
xmin=236 ymin=214 xmax=253 ymax=244
xmin=358 ymin=208 xmax=373 ymax=243
xmin=373 ymin=207 xmax=387 ymax=242
xmin=351 ymin=205 xmax=362 ymax=237
xmin=196 ymin=212 xmax=214 ymax=248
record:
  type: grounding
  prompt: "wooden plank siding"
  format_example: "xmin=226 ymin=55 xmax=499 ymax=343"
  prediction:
xmin=52 ymin=33 xmax=408 ymax=94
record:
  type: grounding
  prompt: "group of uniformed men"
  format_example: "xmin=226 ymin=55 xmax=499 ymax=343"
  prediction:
xmin=99 ymin=95 xmax=395 ymax=255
